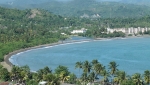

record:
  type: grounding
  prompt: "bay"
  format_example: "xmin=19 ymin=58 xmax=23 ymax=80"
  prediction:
xmin=9 ymin=37 xmax=150 ymax=76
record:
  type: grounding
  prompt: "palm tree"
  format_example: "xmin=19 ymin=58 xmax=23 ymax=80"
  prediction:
xmin=75 ymin=61 xmax=83 ymax=77
xmin=91 ymin=59 xmax=100 ymax=75
xmin=68 ymin=73 xmax=77 ymax=84
xmin=81 ymin=72 xmax=88 ymax=85
xmin=11 ymin=66 xmax=21 ymax=83
xmin=43 ymin=66 xmax=52 ymax=75
xmin=101 ymin=69 xmax=110 ymax=85
xmin=108 ymin=61 xmax=119 ymax=84
xmin=20 ymin=65 xmax=30 ymax=73
xmin=91 ymin=59 xmax=99 ymax=65
xmin=50 ymin=75 xmax=60 ymax=85
xmin=118 ymin=71 xmax=126 ymax=84
xmin=132 ymin=73 xmax=143 ymax=85
xmin=93 ymin=63 xmax=104 ymax=79
xmin=113 ymin=77 xmax=120 ymax=85
xmin=59 ymin=71 xmax=70 ymax=83
xmin=88 ymin=72 xmax=95 ymax=83
xmin=114 ymin=71 xmax=127 ymax=85
xmin=44 ymin=73 xmax=60 ymax=85
xmin=32 ymin=73 xmax=40 ymax=82
xmin=109 ymin=61 xmax=118 ymax=75
xmin=0 ymin=68 xmax=10 ymax=81
xmin=83 ymin=61 xmax=91 ymax=74
xmin=20 ymin=70 xmax=28 ymax=83
xmin=143 ymin=70 xmax=150 ymax=85
xmin=20 ymin=65 xmax=30 ymax=83
xmin=37 ymin=69 xmax=44 ymax=81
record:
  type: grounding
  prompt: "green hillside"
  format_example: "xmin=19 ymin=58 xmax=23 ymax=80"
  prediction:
xmin=1 ymin=0 xmax=150 ymax=18
xmin=0 ymin=7 xmax=72 ymax=61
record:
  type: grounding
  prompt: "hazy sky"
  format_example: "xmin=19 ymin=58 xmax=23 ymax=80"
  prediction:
xmin=0 ymin=0 xmax=123 ymax=3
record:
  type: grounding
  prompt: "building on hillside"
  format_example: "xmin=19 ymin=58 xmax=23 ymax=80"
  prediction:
xmin=107 ymin=28 xmax=126 ymax=33
xmin=71 ymin=28 xmax=87 ymax=34
xmin=80 ymin=14 xmax=90 ymax=18
xmin=38 ymin=81 xmax=47 ymax=85
xmin=107 ymin=27 xmax=150 ymax=34
xmin=61 ymin=33 xmax=67 ymax=35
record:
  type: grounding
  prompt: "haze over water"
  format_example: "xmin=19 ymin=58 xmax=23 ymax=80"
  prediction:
xmin=10 ymin=37 xmax=150 ymax=76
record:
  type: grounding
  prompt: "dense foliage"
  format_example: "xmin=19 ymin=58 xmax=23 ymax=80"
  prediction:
xmin=0 ymin=7 xmax=72 ymax=61
xmin=1 ymin=0 xmax=150 ymax=18
xmin=0 ymin=60 xmax=150 ymax=85
xmin=0 ymin=64 xmax=77 ymax=85
xmin=75 ymin=60 xmax=150 ymax=85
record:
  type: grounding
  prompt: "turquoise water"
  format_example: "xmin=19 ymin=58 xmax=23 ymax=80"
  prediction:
xmin=9 ymin=37 xmax=150 ymax=75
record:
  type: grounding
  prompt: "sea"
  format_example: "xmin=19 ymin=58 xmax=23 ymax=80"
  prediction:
xmin=9 ymin=36 xmax=150 ymax=76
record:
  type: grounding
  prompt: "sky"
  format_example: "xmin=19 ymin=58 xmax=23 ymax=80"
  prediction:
xmin=0 ymin=0 xmax=122 ymax=3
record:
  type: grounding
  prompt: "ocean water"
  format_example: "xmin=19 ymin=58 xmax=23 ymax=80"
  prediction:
xmin=9 ymin=37 xmax=150 ymax=76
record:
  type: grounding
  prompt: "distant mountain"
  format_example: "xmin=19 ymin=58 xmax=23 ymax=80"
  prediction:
xmin=0 ymin=0 xmax=14 ymax=3
xmin=120 ymin=0 xmax=150 ymax=5
xmin=1 ymin=0 xmax=150 ymax=5
xmin=0 ymin=0 xmax=72 ymax=4
xmin=1 ymin=0 xmax=51 ymax=5
xmin=1 ymin=0 xmax=150 ymax=18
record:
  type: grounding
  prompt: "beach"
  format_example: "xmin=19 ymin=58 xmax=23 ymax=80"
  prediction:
xmin=0 ymin=42 xmax=63 ymax=72
xmin=0 ymin=39 xmax=93 ymax=71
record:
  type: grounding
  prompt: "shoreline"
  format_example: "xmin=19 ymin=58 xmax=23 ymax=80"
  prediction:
xmin=1 ymin=39 xmax=94 ymax=71
xmin=1 ymin=35 xmax=150 ymax=71
xmin=1 ymin=42 xmax=63 ymax=71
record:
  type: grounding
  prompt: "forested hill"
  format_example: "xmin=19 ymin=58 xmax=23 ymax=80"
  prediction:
xmin=1 ymin=0 xmax=150 ymax=18
xmin=0 ymin=7 xmax=75 ymax=61
xmin=120 ymin=0 xmax=150 ymax=5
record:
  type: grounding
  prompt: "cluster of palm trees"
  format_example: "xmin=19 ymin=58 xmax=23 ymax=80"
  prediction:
xmin=1 ymin=60 xmax=150 ymax=85
xmin=0 ymin=65 xmax=77 ymax=85
xmin=75 ymin=60 xmax=150 ymax=85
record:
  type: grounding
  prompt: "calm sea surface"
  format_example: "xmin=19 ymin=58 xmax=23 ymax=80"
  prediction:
xmin=9 ymin=37 xmax=150 ymax=75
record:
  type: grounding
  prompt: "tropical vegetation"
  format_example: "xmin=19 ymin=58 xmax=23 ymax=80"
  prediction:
xmin=2 ymin=0 xmax=150 ymax=18
xmin=0 ymin=5 xmax=150 ymax=85
xmin=0 ymin=60 xmax=150 ymax=85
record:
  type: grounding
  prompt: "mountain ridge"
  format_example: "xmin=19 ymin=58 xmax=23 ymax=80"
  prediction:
xmin=1 ymin=0 xmax=150 ymax=5
xmin=1 ymin=0 xmax=150 ymax=18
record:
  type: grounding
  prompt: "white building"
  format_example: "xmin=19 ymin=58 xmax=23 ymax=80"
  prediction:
xmin=61 ymin=33 xmax=67 ymax=35
xmin=107 ymin=27 xmax=150 ymax=34
xmin=71 ymin=28 xmax=87 ymax=34
xmin=38 ymin=81 xmax=47 ymax=85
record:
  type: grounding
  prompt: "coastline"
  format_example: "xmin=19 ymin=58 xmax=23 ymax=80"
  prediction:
xmin=1 ymin=35 xmax=150 ymax=71
xmin=0 ymin=39 xmax=93 ymax=71
xmin=1 ymin=42 xmax=62 ymax=71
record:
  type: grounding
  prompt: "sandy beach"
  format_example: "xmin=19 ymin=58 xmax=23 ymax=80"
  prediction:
xmin=0 ymin=42 xmax=63 ymax=72
xmin=0 ymin=39 xmax=93 ymax=71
